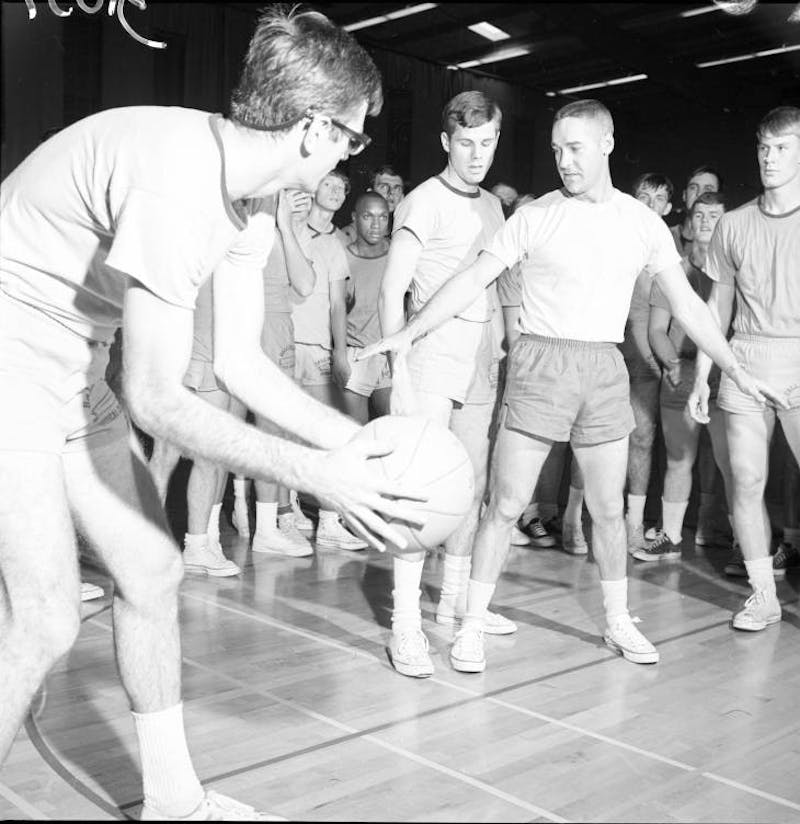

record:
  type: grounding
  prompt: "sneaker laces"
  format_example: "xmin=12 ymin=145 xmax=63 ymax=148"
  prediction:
xmin=742 ymin=589 xmax=771 ymax=611
xmin=454 ymin=626 xmax=483 ymax=656
xmin=645 ymin=531 xmax=674 ymax=552
xmin=608 ymin=615 xmax=650 ymax=648
xmin=529 ymin=519 xmax=549 ymax=539
xmin=395 ymin=628 xmax=429 ymax=659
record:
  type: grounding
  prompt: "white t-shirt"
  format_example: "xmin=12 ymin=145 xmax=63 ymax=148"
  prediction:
xmin=705 ymin=198 xmax=800 ymax=338
xmin=290 ymin=223 xmax=349 ymax=348
xmin=0 ymin=106 xmax=274 ymax=342
xmin=392 ymin=175 xmax=504 ymax=322
xmin=484 ymin=188 xmax=680 ymax=342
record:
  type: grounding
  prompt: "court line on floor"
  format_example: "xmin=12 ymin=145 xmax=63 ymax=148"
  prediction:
xmin=180 ymin=591 xmax=800 ymax=814
xmin=0 ymin=779 xmax=51 ymax=821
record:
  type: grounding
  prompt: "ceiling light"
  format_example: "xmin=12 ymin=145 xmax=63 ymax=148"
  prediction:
xmin=697 ymin=42 xmax=800 ymax=67
xmin=550 ymin=73 xmax=648 ymax=95
xmin=453 ymin=45 xmax=532 ymax=69
xmin=344 ymin=3 xmax=438 ymax=33
xmin=467 ymin=21 xmax=511 ymax=42
xmin=679 ymin=5 xmax=722 ymax=17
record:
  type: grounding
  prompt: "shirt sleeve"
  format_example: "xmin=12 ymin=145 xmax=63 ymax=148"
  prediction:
xmin=704 ymin=215 xmax=736 ymax=285
xmin=649 ymin=279 xmax=670 ymax=310
xmin=105 ymin=188 xmax=210 ymax=309
xmin=496 ymin=262 xmax=522 ymax=308
xmin=483 ymin=210 xmax=529 ymax=271
xmin=391 ymin=189 xmax=438 ymax=247
xmin=225 ymin=202 xmax=276 ymax=272
xmin=643 ymin=213 xmax=682 ymax=279
xmin=327 ymin=236 xmax=349 ymax=282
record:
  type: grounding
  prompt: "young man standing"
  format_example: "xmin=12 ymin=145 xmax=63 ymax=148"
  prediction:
xmin=291 ymin=170 xmax=369 ymax=550
xmin=341 ymin=164 xmax=405 ymax=242
xmin=340 ymin=191 xmax=393 ymax=423
xmin=622 ymin=173 xmax=674 ymax=552
xmin=365 ymin=99 xmax=783 ymax=673
xmin=0 ymin=8 xmax=421 ymax=819
xmin=377 ymin=90 xmax=515 ymax=679
xmin=689 ymin=106 xmax=800 ymax=631
xmin=670 ymin=164 xmax=722 ymax=254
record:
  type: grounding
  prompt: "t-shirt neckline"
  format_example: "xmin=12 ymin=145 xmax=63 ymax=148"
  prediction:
xmin=435 ymin=175 xmax=481 ymax=199
xmin=756 ymin=196 xmax=800 ymax=220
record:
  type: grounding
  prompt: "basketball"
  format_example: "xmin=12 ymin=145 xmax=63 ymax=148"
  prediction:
xmin=360 ymin=415 xmax=475 ymax=553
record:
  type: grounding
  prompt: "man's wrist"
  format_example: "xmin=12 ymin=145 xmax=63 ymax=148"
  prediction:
xmin=722 ymin=361 xmax=745 ymax=379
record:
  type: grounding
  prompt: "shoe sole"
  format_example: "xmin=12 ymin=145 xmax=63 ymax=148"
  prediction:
xmin=450 ymin=654 xmax=486 ymax=673
xmin=528 ymin=538 xmax=557 ymax=548
xmin=183 ymin=564 xmax=240 ymax=577
xmin=389 ymin=656 xmax=434 ymax=678
xmin=252 ymin=546 xmax=313 ymax=557
xmin=632 ymin=551 xmax=681 ymax=562
xmin=731 ymin=614 xmax=782 ymax=631
xmin=315 ymin=537 xmax=368 ymax=551
xmin=562 ymin=544 xmax=588 ymax=556
xmin=80 ymin=588 xmax=104 ymax=602
xmin=604 ymin=635 xmax=659 ymax=664
xmin=435 ymin=614 xmax=518 ymax=636
xmin=510 ymin=538 xmax=531 ymax=546
xmin=724 ymin=567 xmax=747 ymax=577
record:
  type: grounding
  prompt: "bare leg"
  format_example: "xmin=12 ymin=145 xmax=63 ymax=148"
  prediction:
xmin=0 ymin=452 xmax=81 ymax=763
xmin=342 ymin=389 xmax=370 ymax=425
xmin=148 ymin=437 xmax=183 ymax=505
xmin=370 ymin=387 xmax=391 ymax=419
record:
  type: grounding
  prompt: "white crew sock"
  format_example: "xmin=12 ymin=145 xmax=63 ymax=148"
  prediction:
xmin=392 ymin=555 xmax=425 ymax=631
xmin=439 ymin=554 xmax=471 ymax=617
xmin=463 ymin=579 xmax=496 ymax=630
xmin=183 ymin=533 xmax=207 ymax=551
xmin=206 ymin=503 xmax=222 ymax=544
xmin=319 ymin=509 xmax=339 ymax=524
xmin=662 ymin=499 xmax=689 ymax=544
xmin=626 ymin=494 xmax=646 ymax=530
xmin=132 ymin=702 xmax=204 ymax=817
xmin=784 ymin=527 xmax=800 ymax=548
xmin=565 ymin=485 xmax=584 ymax=529
xmin=745 ymin=556 xmax=776 ymax=596
xmin=601 ymin=577 xmax=629 ymax=623
xmin=233 ymin=477 xmax=248 ymax=501
xmin=255 ymin=501 xmax=278 ymax=535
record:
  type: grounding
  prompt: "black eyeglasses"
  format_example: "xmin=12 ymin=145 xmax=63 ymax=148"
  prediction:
xmin=330 ymin=118 xmax=372 ymax=156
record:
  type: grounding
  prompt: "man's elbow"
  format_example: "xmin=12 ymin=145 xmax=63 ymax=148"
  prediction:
xmin=123 ymin=372 xmax=170 ymax=435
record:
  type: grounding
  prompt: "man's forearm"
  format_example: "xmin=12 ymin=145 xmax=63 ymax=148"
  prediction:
xmin=648 ymin=328 xmax=679 ymax=368
xmin=129 ymin=381 xmax=328 ymax=495
xmin=279 ymin=220 xmax=315 ymax=297
xmin=406 ymin=264 xmax=485 ymax=342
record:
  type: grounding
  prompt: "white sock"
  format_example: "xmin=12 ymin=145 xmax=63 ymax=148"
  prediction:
xmin=662 ymin=499 xmax=688 ymax=544
xmin=744 ymin=556 xmax=776 ymax=596
xmin=439 ymin=554 xmax=471 ymax=617
xmin=626 ymin=494 xmax=646 ymax=530
xmin=392 ymin=556 xmax=425 ymax=631
xmin=183 ymin=533 xmax=207 ymax=551
xmin=601 ymin=577 xmax=629 ymax=623
xmin=520 ymin=501 xmax=540 ymax=527
xmin=319 ymin=509 xmax=339 ymax=524
xmin=784 ymin=527 xmax=800 ymax=548
xmin=565 ymin=485 xmax=584 ymax=529
xmin=132 ymin=703 xmax=204 ymax=817
xmin=206 ymin=503 xmax=221 ymax=543
xmin=255 ymin=501 xmax=278 ymax=535
xmin=233 ymin=477 xmax=248 ymax=501
xmin=463 ymin=579 xmax=496 ymax=629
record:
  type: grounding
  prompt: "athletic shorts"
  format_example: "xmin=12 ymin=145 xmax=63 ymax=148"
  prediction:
xmin=406 ymin=316 xmax=485 ymax=405
xmin=463 ymin=319 xmax=501 ymax=406
xmin=718 ymin=334 xmax=800 ymax=417
xmin=262 ymin=312 xmax=296 ymax=379
xmin=503 ymin=333 xmax=635 ymax=446
xmin=0 ymin=291 xmax=128 ymax=454
xmin=295 ymin=342 xmax=333 ymax=387
xmin=659 ymin=359 xmax=720 ymax=410
xmin=345 ymin=346 xmax=391 ymax=397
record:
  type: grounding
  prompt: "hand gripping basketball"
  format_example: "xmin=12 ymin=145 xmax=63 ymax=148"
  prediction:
xmin=353 ymin=415 xmax=475 ymax=554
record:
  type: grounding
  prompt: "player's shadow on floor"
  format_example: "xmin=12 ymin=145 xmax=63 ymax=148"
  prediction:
xmin=360 ymin=561 xmax=394 ymax=630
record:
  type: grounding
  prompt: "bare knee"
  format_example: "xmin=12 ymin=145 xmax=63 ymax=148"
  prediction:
xmin=629 ymin=420 xmax=656 ymax=452
xmin=17 ymin=598 xmax=81 ymax=666
xmin=586 ymin=494 xmax=624 ymax=525
xmin=115 ymin=549 xmax=184 ymax=611
xmin=730 ymin=464 xmax=767 ymax=500
xmin=488 ymin=488 xmax=527 ymax=526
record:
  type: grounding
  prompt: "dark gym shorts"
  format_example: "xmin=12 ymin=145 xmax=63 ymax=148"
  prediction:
xmin=503 ymin=333 xmax=636 ymax=446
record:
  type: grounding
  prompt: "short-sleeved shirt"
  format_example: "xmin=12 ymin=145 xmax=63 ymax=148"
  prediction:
xmin=290 ymin=223 xmax=349 ymax=348
xmin=484 ymin=188 xmax=681 ymax=342
xmin=0 ymin=106 xmax=274 ymax=342
xmin=345 ymin=246 xmax=388 ymax=348
xmin=392 ymin=175 xmax=504 ymax=322
xmin=618 ymin=269 xmax=655 ymax=363
xmin=705 ymin=198 xmax=800 ymax=338
xmin=650 ymin=257 xmax=714 ymax=359
xmin=497 ymin=263 xmax=522 ymax=308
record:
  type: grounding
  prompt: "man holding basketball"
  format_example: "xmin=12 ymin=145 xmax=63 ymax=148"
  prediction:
xmin=363 ymin=99 xmax=785 ymax=673
xmin=377 ymin=90 xmax=513 ymax=680
xmin=0 ymin=7 xmax=422 ymax=820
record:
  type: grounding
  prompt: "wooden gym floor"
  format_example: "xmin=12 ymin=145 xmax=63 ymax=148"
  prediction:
xmin=3 ymin=490 xmax=800 ymax=822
